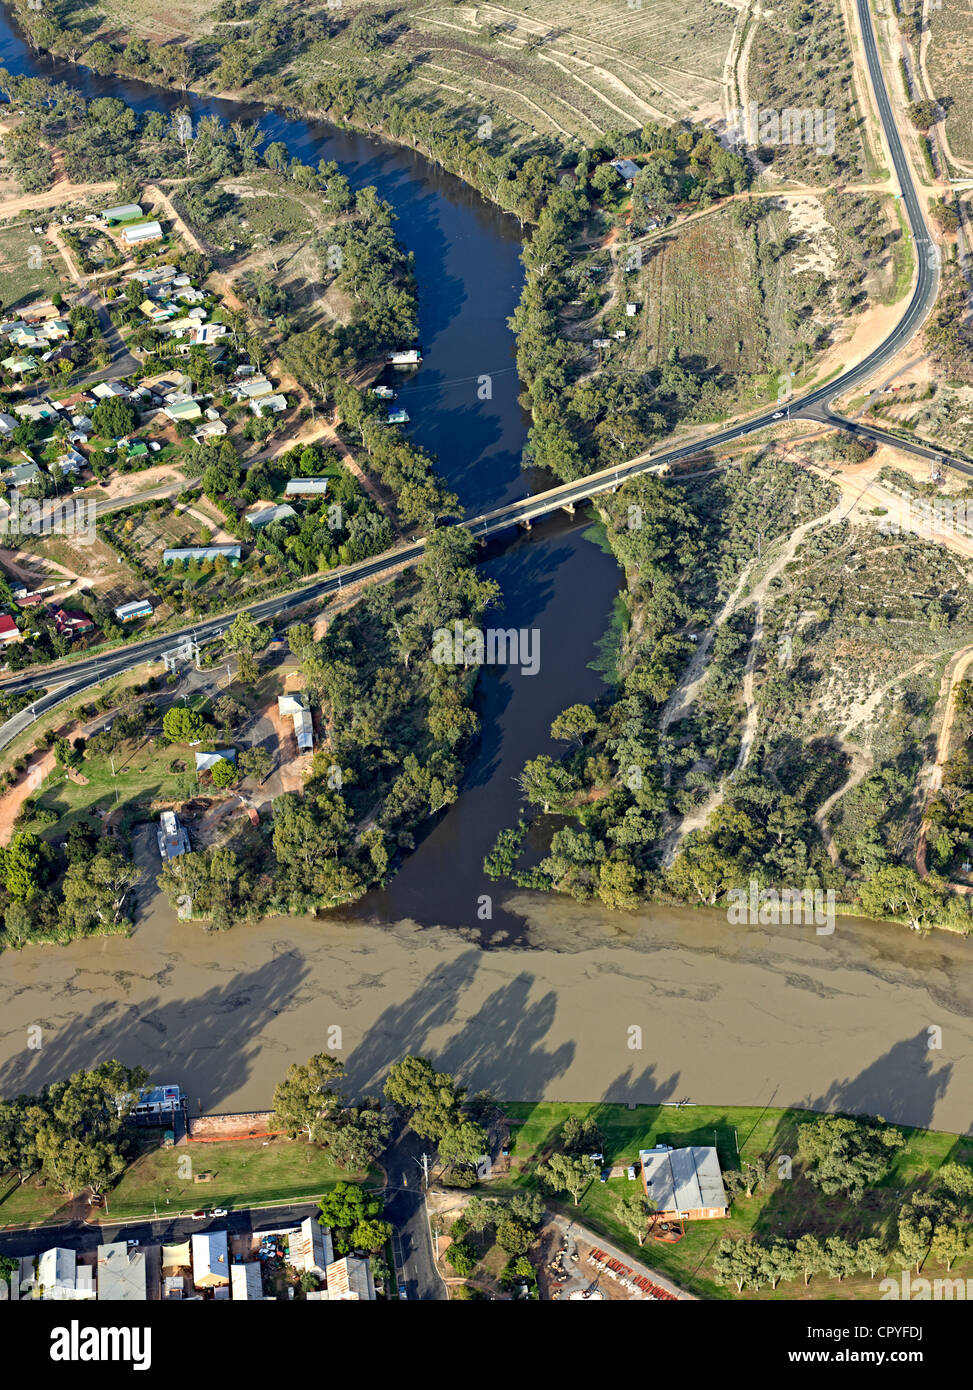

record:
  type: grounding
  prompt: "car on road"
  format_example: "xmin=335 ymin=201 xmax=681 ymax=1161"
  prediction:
xmin=398 ymin=1285 xmax=408 ymax=1299
xmin=191 ymin=1209 xmax=209 ymax=1219
xmin=212 ymin=1207 xmax=228 ymax=1217
xmin=772 ymin=411 xmax=784 ymax=419
xmin=126 ymin=1238 xmax=139 ymax=1247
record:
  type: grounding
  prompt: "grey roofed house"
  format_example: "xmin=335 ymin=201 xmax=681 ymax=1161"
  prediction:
xmin=91 ymin=380 xmax=130 ymax=400
xmin=287 ymin=1216 xmax=332 ymax=1277
xmin=0 ymin=412 xmax=17 ymax=434
xmin=195 ymin=749 xmax=237 ymax=773
xmin=250 ymin=393 xmax=288 ymax=415
xmin=278 ymin=693 xmax=314 ymax=752
xmin=610 ymin=157 xmax=641 ymax=183
xmin=163 ymin=545 xmax=241 ymax=563
xmin=97 ymin=1242 xmax=147 ymax=1301
xmin=638 ymin=1145 xmax=729 ymax=1219
xmin=325 ymin=1255 xmax=376 ymax=1301
xmin=37 ymin=1247 xmax=77 ymax=1299
xmin=284 ymin=476 xmax=329 ymax=497
xmin=247 ymin=503 xmax=297 ymax=530
xmin=122 ymin=220 xmax=163 ymax=245
xmin=236 ymin=375 xmax=274 ymax=399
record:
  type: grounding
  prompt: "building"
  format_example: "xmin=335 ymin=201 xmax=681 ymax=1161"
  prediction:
xmin=0 ymin=411 xmax=17 ymax=436
xmin=284 ymin=477 xmax=329 ymax=497
xmin=247 ymin=503 xmax=297 ymax=530
xmin=37 ymin=1248 xmax=77 ymax=1300
xmin=103 ymin=203 xmax=143 ymax=224
xmin=157 ymin=810 xmax=190 ymax=860
xmin=130 ymin=1083 xmax=185 ymax=1123
xmin=6 ymin=462 xmax=41 ymax=489
xmin=0 ymin=615 xmax=22 ymax=644
xmin=236 ymin=375 xmax=275 ymax=401
xmin=324 ymin=1256 xmax=376 ymax=1301
xmin=288 ymin=1217 xmax=332 ymax=1277
xmin=610 ymin=157 xmax=641 ymax=186
xmin=97 ymin=1243 xmax=147 ymax=1301
xmin=2 ymin=355 xmax=38 ymax=375
xmin=639 ymin=1145 xmax=729 ymax=1221
xmin=195 ymin=749 xmax=236 ymax=774
xmin=163 ymin=397 xmax=202 ymax=423
xmin=163 ymin=545 xmax=241 ymax=564
xmin=385 ymin=348 xmax=422 ymax=365
xmin=278 ymin=693 xmax=314 ymax=753
xmin=13 ymin=401 xmax=57 ymax=422
xmin=51 ymin=606 xmax=95 ymax=639
xmin=230 ymin=1263 xmax=263 ymax=1300
xmin=114 ymin=598 xmax=153 ymax=623
xmin=121 ymin=220 xmax=163 ymax=246
xmin=191 ymin=1231 xmax=230 ymax=1289
xmin=250 ymin=393 xmax=288 ymax=415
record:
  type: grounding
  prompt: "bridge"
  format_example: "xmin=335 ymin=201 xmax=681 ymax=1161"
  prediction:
xmin=0 ymin=0 xmax=957 ymax=746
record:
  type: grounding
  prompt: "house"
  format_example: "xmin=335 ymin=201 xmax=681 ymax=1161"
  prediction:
xmin=13 ymin=400 xmax=58 ymax=422
xmin=51 ymin=606 xmax=95 ymax=639
xmin=162 ymin=317 xmax=199 ymax=340
xmin=230 ymin=1263 xmax=264 ymax=1300
xmin=193 ymin=420 xmax=228 ymax=441
xmin=191 ymin=1230 xmax=230 ymax=1288
xmin=163 ymin=398 xmax=202 ymax=423
xmin=385 ymin=348 xmax=422 ymax=365
xmin=121 ymin=220 xmax=163 ymax=246
xmin=194 ymin=323 xmax=227 ymax=346
xmin=288 ymin=1218 xmax=332 ymax=1277
xmin=195 ymin=749 xmax=236 ymax=774
xmin=163 ymin=545 xmax=241 ymax=564
xmin=639 ymin=1145 xmax=729 ymax=1221
xmin=54 ymin=449 xmax=85 ymax=477
xmin=2 ymin=355 xmax=38 ymax=375
xmin=97 ymin=1242 xmax=147 ymax=1301
xmin=91 ymin=380 xmax=130 ymax=401
xmin=324 ymin=1255 xmax=376 ymax=1301
xmin=157 ymin=809 xmax=189 ymax=860
xmin=235 ymin=375 xmax=274 ymax=401
xmin=250 ymin=393 xmax=287 ymax=416
xmin=285 ymin=477 xmax=329 ymax=497
xmin=103 ymin=203 xmax=143 ymax=224
xmin=40 ymin=319 xmax=71 ymax=341
xmin=131 ymin=264 xmax=176 ymax=287
xmin=247 ymin=503 xmax=296 ymax=530
xmin=625 ymin=302 xmax=639 ymax=316
xmin=0 ymin=615 xmax=22 ymax=644
xmin=610 ymin=157 xmax=641 ymax=186
xmin=0 ymin=412 xmax=17 ymax=436
xmin=278 ymin=693 xmax=314 ymax=753
xmin=7 ymin=462 xmax=41 ymax=489
xmin=125 ymin=440 xmax=149 ymax=461
xmin=38 ymin=1247 xmax=79 ymax=1300
xmin=140 ymin=300 xmax=176 ymax=323
xmin=115 ymin=598 xmax=153 ymax=624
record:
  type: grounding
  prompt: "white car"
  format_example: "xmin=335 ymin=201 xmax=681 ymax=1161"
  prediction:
xmin=772 ymin=411 xmax=784 ymax=419
xmin=211 ymin=1207 xmax=228 ymax=1217
xmin=126 ymin=1238 xmax=139 ymax=1247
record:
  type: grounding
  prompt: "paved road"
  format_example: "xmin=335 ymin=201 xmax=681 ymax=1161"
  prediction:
xmin=0 ymin=1200 xmax=320 ymax=1261
xmin=382 ymin=1124 xmax=446 ymax=1301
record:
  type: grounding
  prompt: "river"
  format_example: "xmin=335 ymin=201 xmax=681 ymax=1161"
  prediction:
xmin=0 ymin=12 xmax=971 ymax=1134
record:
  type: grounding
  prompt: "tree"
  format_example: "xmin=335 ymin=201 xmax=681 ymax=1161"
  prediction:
xmin=616 ymin=1188 xmax=655 ymax=1245
xmin=444 ymin=1239 xmax=476 ymax=1276
xmin=821 ymin=1235 xmax=858 ymax=1282
xmin=239 ymin=746 xmax=273 ymax=783
xmin=794 ymin=1232 xmax=823 ymax=1287
xmin=162 ymin=705 xmax=206 ymax=744
xmin=209 ymin=757 xmax=238 ymax=789
xmin=329 ymin=1107 xmax=391 ymax=1170
xmin=91 ymin=396 xmax=137 ymax=440
xmin=224 ymin=611 xmax=272 ymax=683
xmin=0 ymin=832 xmax=44 ymax=901
xmin=318 ymin=1181 xmax=383 ymax=1253
xmin=495 ymin=1217 xmax=533 ymax=1255
xmin=536 ymin=1151 xmax=599 ymax=1206
xmin=437 ymin=1118 xmax=488 ymax=1171
xmin=797 ymin=1116 xmax=905 ymax=1202
xmin=930 ymin=1218 xmax=966 ymax=1272
xmin=855 ymin=1236 xmax=887 ymax=1280
xmin=272 ymin=1053 xmax=345 ymax=1142
xmin=350 ymin=1218 xmax=392 ymax=1253
xmin=383 ymin=1056 xmax=465 ymax=1141
xmin=550 ymin=704 xmax=597 ymax=746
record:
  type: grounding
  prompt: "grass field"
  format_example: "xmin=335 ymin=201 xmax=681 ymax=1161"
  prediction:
xmin=499 ymin=1102 xmax=973 ymax=1300
xmin=0 ymin=219 xmax=68 ymax=310
xmin=0 ymin=1135 xmax=367 ymax=1227
xmin=25 ymin=732 xmax=195 ymax=835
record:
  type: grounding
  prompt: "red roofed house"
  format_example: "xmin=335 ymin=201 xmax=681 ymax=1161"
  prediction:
xmin=51 ymin=606 xmax=95 ymax=639
xmin=0 ymin=614 xmax=22 ymax=643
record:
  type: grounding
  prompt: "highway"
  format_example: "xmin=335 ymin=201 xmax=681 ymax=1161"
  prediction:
xmin=0 ymin=0 xmax=945 ymax=743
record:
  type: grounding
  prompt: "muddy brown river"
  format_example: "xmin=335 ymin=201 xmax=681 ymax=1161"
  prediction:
xmin=0 ymin=880 xmax=970 ymax=1133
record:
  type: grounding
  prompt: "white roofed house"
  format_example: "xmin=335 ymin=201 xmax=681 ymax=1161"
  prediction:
xmin=191 ymin=1230 xmax=230 ymax=1289
xmin=38 ymin=1247 xmax=78 ymax=1300
xmin=96 ymin=1242 xmax=147 ymax=1301
xmin=230 ymin=1262 xmax=264 ymax=1300
xmin=284 ymin=476 xmax=329 ymax=497
xmin=287 ymin=1217 xmax=332 ymax=1278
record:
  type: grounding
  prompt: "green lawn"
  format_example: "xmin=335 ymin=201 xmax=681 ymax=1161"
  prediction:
xmin=0 ymin=1136 xmax=371 ymax=1227
xmin=498 ymin=1102 xmax=973 ymax=1300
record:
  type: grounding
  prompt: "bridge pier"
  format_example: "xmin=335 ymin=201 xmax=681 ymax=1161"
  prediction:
xmin=519 ymin=517 xmax=532 ymax=531
xmin=561 ymin=502 xmax=575 ymax=516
